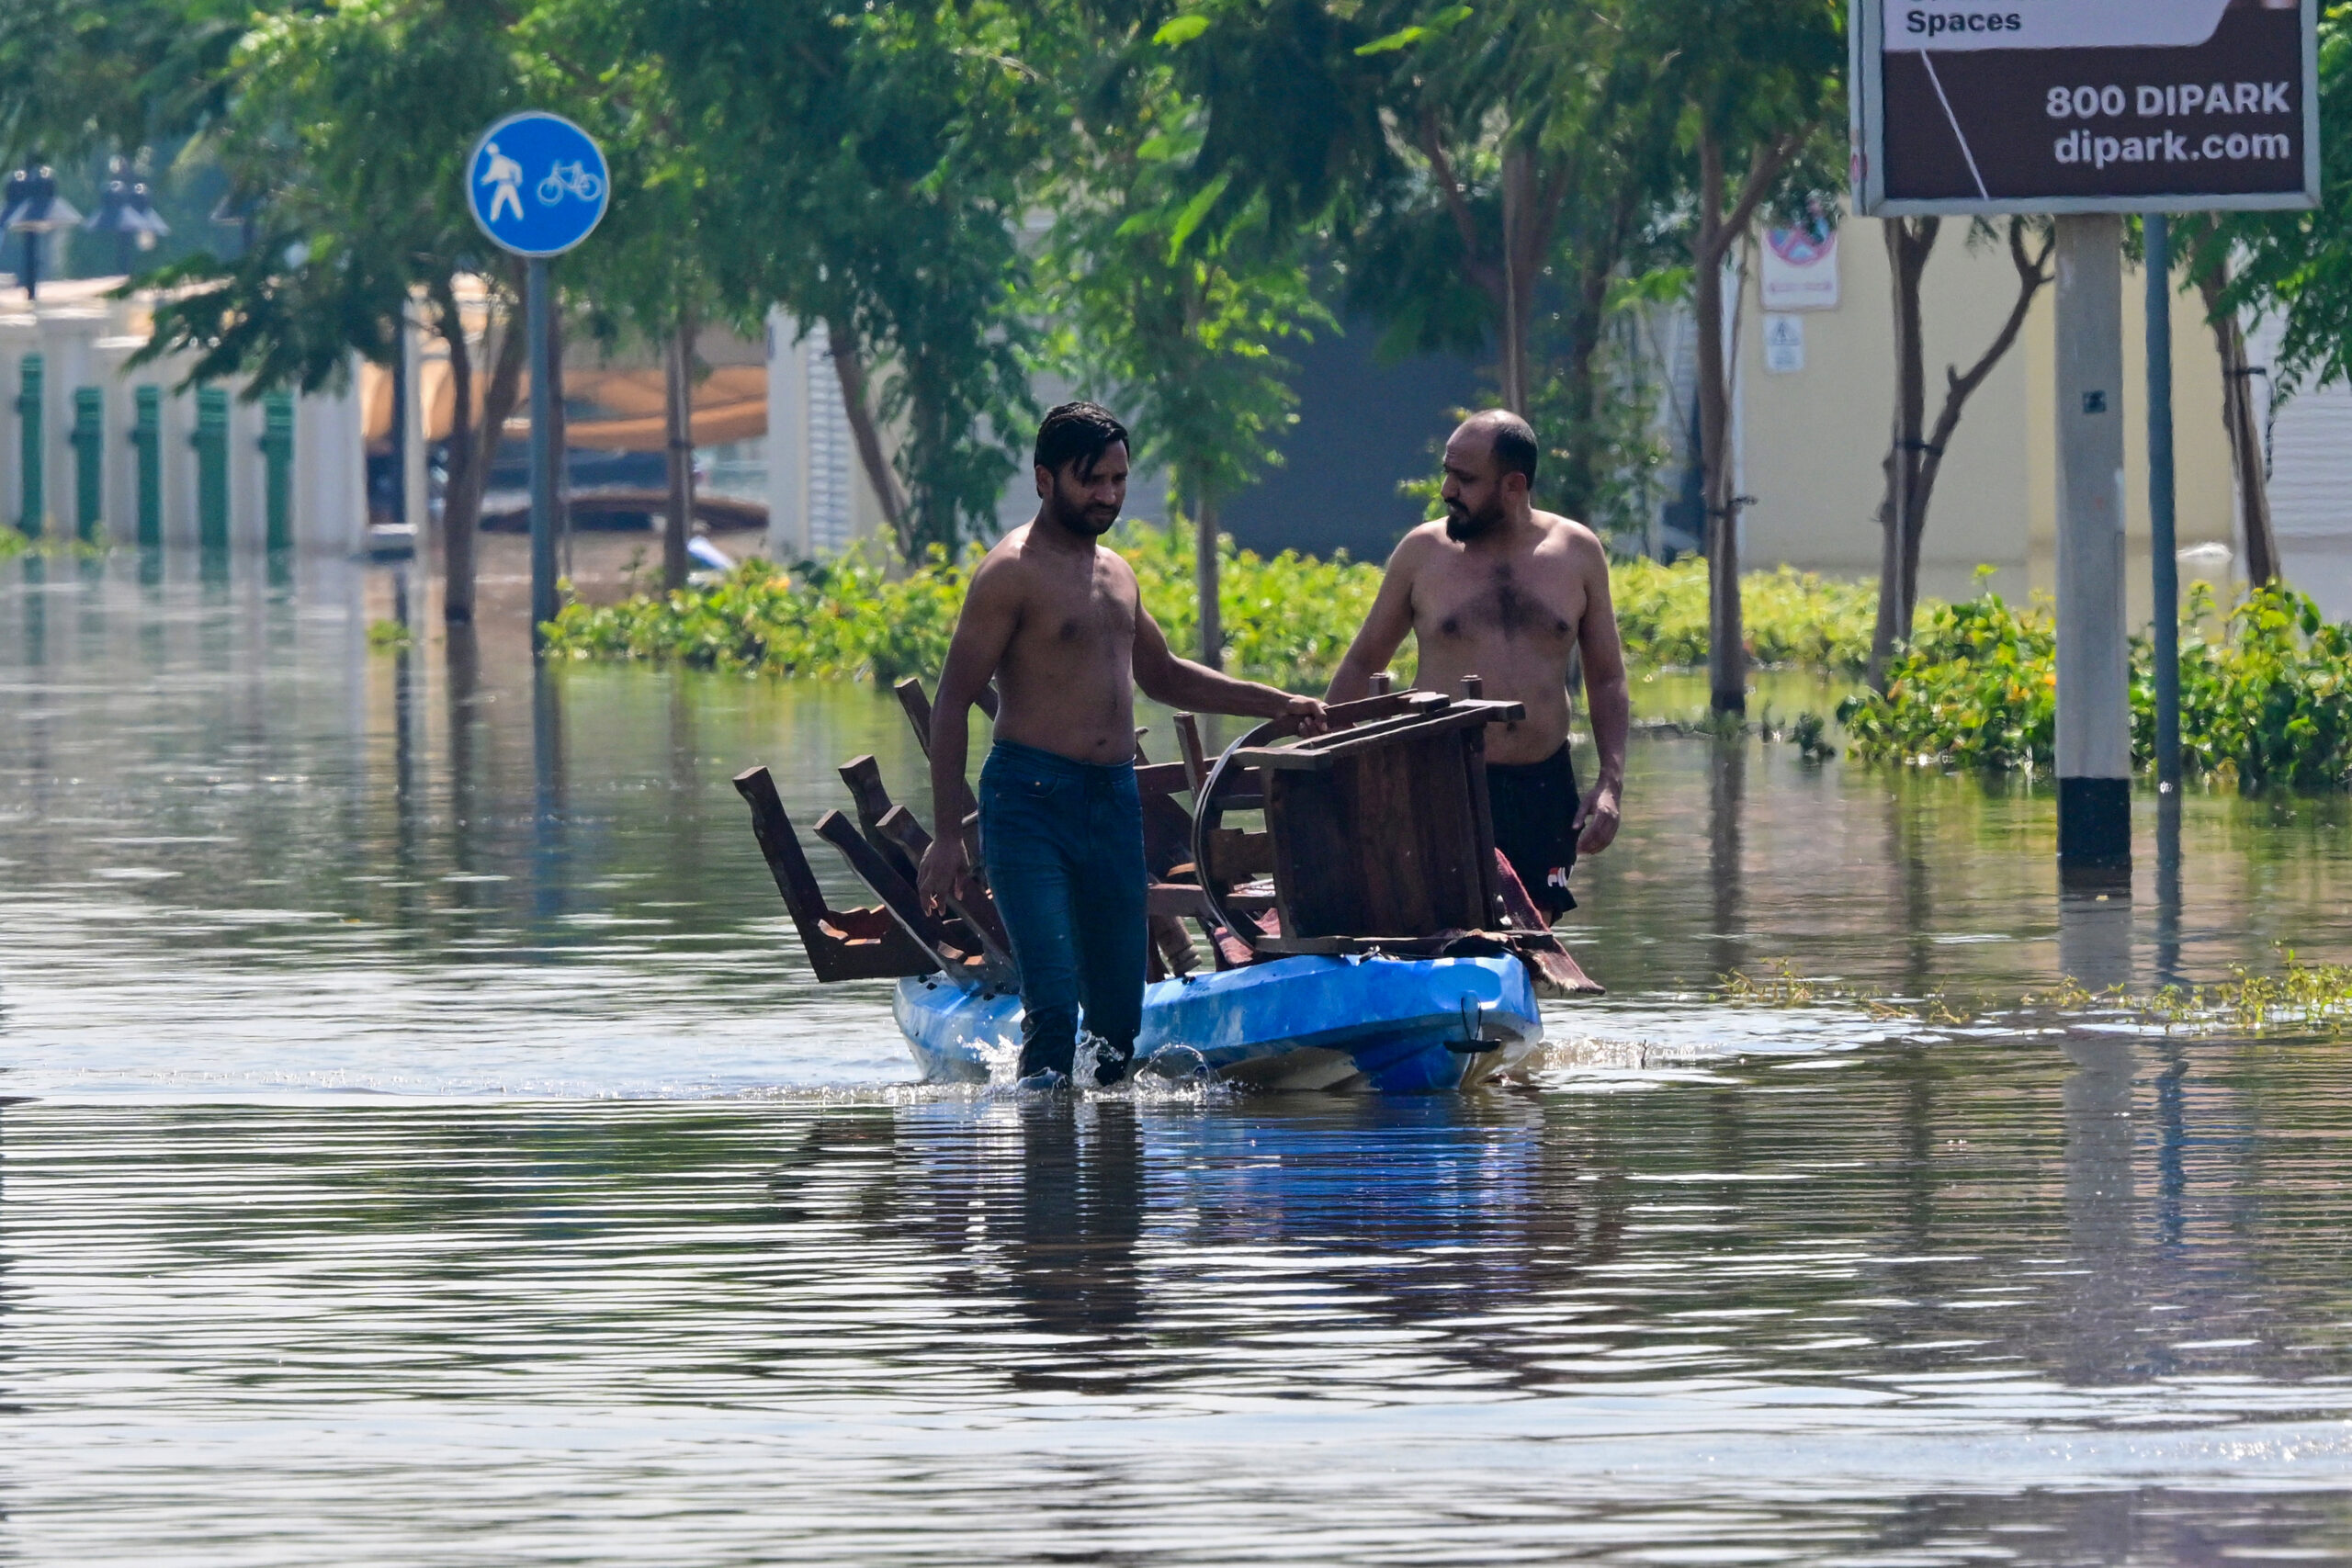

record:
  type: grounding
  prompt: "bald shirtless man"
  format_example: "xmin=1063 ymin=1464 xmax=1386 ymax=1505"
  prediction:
xmin=1327 ymin=411 xmax=1629 ymax=919
xmin=916 ymin=402 xmax=1326 ymax=1089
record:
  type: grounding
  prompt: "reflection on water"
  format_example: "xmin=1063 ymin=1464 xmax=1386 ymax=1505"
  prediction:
xmin=4 ymin=556 xmax=2352 ymax=1562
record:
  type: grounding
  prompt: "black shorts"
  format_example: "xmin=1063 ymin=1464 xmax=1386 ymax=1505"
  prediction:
xmin=1487 ymin=744 xmax=1579 ymax=916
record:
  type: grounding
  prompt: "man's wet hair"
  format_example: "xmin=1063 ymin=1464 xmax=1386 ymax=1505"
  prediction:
xmin=1483 ymin=412 xmax=1540 ymax=485
xmin=1035 ymin=401 xmax=1131 ymax=479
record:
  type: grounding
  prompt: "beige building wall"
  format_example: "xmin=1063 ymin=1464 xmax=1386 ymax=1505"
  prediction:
xmin=1735 ymin=215 xmax=2237 ymax=626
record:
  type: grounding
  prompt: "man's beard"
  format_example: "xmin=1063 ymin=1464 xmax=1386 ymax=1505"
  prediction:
xmin=1048 ymin=490 xmax=1121 ymax=536
xmin=1445 ymin=497 xmax=1504 ymax=542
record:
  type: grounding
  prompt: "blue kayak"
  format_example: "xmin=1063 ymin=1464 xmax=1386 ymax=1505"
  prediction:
xmin=893 ymin=953 xmax=1543 ymax=1093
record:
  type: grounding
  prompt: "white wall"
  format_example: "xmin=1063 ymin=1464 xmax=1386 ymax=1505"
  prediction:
xmin=0 ymin=280 xmax=363 ymax=555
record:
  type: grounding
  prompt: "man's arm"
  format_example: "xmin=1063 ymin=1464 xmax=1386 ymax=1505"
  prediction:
xmin=1572 ymin=545 xmax=1629 ymax=856
xmin=1132 ymin=606 xmax=1326 ymax=730
xmin=917 ymin=559 xmax=1020 ymax=906
xmin=1324 ymin=531 xmax=1425 ymax=703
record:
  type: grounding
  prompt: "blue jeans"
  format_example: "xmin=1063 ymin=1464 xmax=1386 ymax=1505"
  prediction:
xmin=978 ymin=739 xmax=1148 ymax=1083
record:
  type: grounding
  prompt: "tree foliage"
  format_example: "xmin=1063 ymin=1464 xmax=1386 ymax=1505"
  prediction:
xmin=133 ymin=0 xmax=536 ymax=621
xmin=637 ymin=0 xmax=1055 ymax=556
xmin=2199 ymin=3 xmax=2352 ymax=392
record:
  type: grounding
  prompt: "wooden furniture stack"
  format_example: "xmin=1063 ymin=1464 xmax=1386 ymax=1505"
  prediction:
xmin=735 ymin=671 xmax=1600 ymax=997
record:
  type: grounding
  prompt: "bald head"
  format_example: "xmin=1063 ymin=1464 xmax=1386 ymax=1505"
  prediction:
xmin=1454 ymin=410 xmax=1539 ymax=485
xmin=1440 ymin=410 xmax=1538 ymax=542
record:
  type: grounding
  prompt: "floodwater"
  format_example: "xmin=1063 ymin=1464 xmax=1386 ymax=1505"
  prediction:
xmin=3 ymin=552 xmax=2350 ymax=1565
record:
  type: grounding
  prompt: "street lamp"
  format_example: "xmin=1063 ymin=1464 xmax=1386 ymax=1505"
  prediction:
xmin=85 ymin=159 xmax=170 ymax=278
xmin=1 ymin=163 xmax=84 ymax=301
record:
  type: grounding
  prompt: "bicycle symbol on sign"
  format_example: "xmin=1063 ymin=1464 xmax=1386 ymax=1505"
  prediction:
xmin=537 ymin=160 xmax=604 ymax=206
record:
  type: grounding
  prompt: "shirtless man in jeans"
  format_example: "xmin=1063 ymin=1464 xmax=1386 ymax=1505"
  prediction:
xmin=1326 ymin=410 xmax=1629 ymax=918
xmin=915 ymin=403 xmax=1326 ymax=1089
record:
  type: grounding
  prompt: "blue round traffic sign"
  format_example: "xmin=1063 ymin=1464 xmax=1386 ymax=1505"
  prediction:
xmin=466 ymin=112 xmax=608 ymax=258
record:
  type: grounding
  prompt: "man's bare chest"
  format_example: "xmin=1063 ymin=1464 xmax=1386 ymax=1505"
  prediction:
xmin=1016 ymin=579 xmax=1136 ymax=661
xmin=1419 ymin=560 xmax=1582 ymax=647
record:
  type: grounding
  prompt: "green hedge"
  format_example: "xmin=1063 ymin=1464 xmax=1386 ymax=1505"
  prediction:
xmin=539 ymin=531 xmax=1894 ymax=688
xmin=1838 ymin=581 xmax=2352 ymax=792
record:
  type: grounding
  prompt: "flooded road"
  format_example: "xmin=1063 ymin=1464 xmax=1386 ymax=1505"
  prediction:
xmin=4 ymin=556 xmax=2350 ymax=1563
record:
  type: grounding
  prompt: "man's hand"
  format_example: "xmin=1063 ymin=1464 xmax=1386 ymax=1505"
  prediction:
xmin=1573 ymin=782 xmax=1621 ymax=856
xmin=1284 ymin=694 xmax=1330 ymax=737
xmin=916 ymin=834 xmax=971 ymax=913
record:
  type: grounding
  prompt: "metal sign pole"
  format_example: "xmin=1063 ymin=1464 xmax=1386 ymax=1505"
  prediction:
xmin=464 ymin=110 xmax=605 ymax=651
xmin=528 ymin=255 xmax=556 ymax=648
xmin=2053 ymin=214 xmax=2131 ymax=874
xmin=2143 ymin=213 xmax=2182 ymax=794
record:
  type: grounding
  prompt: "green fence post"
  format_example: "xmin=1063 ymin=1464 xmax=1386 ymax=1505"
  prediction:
xmin=17 ymin=354 xmax=43 ymax=538
xmin=130 ymin=386 xmax=162 ymax=547
xmin=260 ymin=391 xmax=293 ymax=552
xmin=70 ymin=387 xmax=103 ymax=542
xmin=193 ymin=386 xmax=229 ymax=550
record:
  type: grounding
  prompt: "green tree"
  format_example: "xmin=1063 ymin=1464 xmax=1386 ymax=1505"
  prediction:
xmin=1351 ymin=0 xmax=1683 ymax=525
xmin=1042 ymin=35 xmax=1331 ymax=666
xmin=0 ymin=0 xmax=246 ymax=158
xmin=134 ymin=0 xmax=535 ymax=625
xmin=1634 ymin=0 xmax=1843 ymax=714
xmin=1157 ymin=0 xmax=1687 ymax=528
xmin=2179 ymin=1 xmax=2348 ymax=590
xmin=516 ymin=0 xmax=729 ymax=591
xmin=639 ymin=0 xmax=1055 ymax=558
xmin=2198 ymin=5 xmax=2352 ymax=392
xmin=1867 ymin=216 xmax=2052 ymax=687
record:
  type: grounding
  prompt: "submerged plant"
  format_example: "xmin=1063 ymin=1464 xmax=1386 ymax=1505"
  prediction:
xmin=0 ymin=525 xmax=107 ymax=561
xmin=1839 ymin=580 xmax=2352 ymax=792
xmin=1723 ymin=952 xmax=2352 ymax=1039
xmin=1789 ymin=710 xmax=1837 ymax=761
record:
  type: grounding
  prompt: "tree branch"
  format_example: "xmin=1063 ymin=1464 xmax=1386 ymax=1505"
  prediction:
xmin=1913 ymin=219 xmax=2052 ymax=535
xmin=1703 ymin=123 xmax=1813 ymax=267
xmin=1419 ymin=106 xmax=1503 ymax=302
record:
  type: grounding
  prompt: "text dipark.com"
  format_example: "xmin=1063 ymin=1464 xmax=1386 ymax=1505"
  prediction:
xmin=2054 ymin=129 xmax=2291 ymax=169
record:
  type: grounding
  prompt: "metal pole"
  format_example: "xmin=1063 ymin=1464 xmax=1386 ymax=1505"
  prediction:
xmin=399 ymin=299 xmax=428 ymax=544
xmin=2053 ymin=213 xmax=2131 ymax=875
xmin=527 ymin=255 xmax=555 ymax=649
xmin=2144 ymin=213 xmax=2182 ymax=794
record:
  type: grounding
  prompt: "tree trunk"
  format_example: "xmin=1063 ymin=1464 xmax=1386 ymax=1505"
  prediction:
xmin=1693 ymin=135 xmax=1746 ymax=715
xmin=1194 ymin=492 xmax=1222 ymax=671
xmin=664 ymin=314 xmax=695 ymax=592
xmin=824 ymin=318 xmax=910 ymax=556
xmin=1498 ymin=144 xmax=1538 ymax=414
xmin=435 ymin=281 xmax=528 ymax=626
xmin=435 ymin=284 xmax=478 ymax=626
xmin=1684 ymin=118 xmax=1813 ymax=714
xmin=1868 ymin=218 xmax=2052 ymax=684
xmin=1870 ymin=218 xmax=1937 ymax=688
xmin=2194 ymin=255 xmax=2278 ymax=586
xmin=1905 ymin=220 xmax=2052 ymax=614
xmin=1550 ymin=191 xmax=1642 ymax=525
xmin=1417 ymin=114 xmax=1562 ymax=421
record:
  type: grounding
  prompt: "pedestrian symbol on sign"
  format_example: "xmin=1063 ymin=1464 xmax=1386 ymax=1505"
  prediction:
xmin=464 ymin=111 xmax=608 ymax=258
xmin=479 ymin=141 xmax=525 ymax=223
